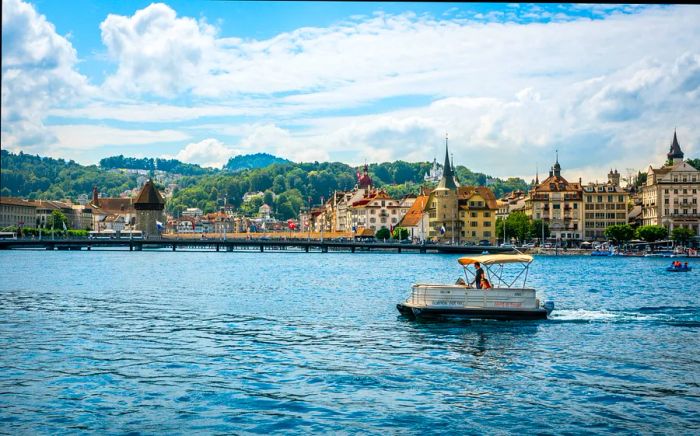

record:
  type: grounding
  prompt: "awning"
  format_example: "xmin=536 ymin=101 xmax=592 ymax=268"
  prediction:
xmin=458 ymin=254 xmax=533 ymax=266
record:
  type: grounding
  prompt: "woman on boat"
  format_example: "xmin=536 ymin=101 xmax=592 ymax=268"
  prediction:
xmin=481 ymin=277 xmax=492 ymax=289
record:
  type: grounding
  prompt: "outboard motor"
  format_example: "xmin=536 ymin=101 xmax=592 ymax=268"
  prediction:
xmin=543 ymin=300 xmax=555 ymax=314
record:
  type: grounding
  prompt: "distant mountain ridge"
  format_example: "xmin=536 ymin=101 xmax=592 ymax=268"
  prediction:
xmin=224 ymin=153 xmax=291 ymax=172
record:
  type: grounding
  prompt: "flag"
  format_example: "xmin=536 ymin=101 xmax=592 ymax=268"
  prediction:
xmin=156 ymin=220 xmax=164 ymax=231
xmin=62 ymin=221 xmax=67 ymax=231
xmin=439 ymin=225 xmax=446 ymax=235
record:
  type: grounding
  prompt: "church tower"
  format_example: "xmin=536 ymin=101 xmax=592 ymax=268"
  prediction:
xmin=134 ymin=180 xmax=165 ymax=236
xmin=667 ymin=130 xmax=684 ymax=164
xmin=430 ymin=135 xmax=459 ymax=241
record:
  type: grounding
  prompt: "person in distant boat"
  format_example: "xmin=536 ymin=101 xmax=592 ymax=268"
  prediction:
xmin=471 ymin=262 xmax=484 ymax=289
xmin=684 ymin=262 xmax=689 ymax=269
xmin=481 ymin=277 xmax=492 ymax=289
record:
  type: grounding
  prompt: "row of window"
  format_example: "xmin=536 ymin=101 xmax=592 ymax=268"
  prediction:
xmin=664 ymin=198 xmax=697 ymax=204
xmin=585 ymin=195 xmax=626 ymax=203
xmin=663 ymin=209 xmax=699 ymax=216
xmin=664 ymin=188 xmax=698 ymax=194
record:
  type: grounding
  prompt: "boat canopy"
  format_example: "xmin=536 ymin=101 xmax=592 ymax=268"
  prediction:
xmin=458 ymin=254 xmax=533 ymax=266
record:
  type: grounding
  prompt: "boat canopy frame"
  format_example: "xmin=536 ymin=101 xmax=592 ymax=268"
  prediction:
xmin=458 ymin=254 xmax=533 ymax=289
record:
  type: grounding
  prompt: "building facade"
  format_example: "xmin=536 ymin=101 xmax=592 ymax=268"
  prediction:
xmin=641 ymin=132 xmax=700 ymax=235
xmin=524 ymin=156 xmax=583 ymax=246
xmin=0 ymin=197 xmax=36 ymax=229
xmin=581 ymin=170 xmax=630 ymax=241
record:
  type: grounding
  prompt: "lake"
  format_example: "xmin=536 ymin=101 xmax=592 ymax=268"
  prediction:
xmin=1 ymin=250 xmax=698 ymax=434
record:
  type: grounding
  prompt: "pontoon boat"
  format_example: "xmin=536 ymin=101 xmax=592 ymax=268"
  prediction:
xmin=397 ymin=254 xmax=553 ymax=320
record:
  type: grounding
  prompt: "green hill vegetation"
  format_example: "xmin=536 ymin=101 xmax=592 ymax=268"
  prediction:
xmin=2 ymin=149 xmax=531 ymax=221
xmin=224 ymin=153 xmax=291 ymax=172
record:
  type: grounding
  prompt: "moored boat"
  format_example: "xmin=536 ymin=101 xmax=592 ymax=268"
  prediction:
xmin=397 ymin=254 xmax=554 ymax=320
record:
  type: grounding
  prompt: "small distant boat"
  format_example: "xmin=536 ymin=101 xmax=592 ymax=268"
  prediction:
xmin=396 ymin=254 xmax=554 ymax=320
xmin=591 ymin=250 xmax=613 ymax=257
xmin=645 ymin=251 xmax=679 ymax=258
xmin=666 ymin=265 xmax=692 ymax=272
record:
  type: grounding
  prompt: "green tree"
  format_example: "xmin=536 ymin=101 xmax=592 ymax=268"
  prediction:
xmin=496 ymin=212 xmax=532 ymax=243
xmin=376 ymin=227 xmax=391 ymax=241
xmin=47 ymin=210 xmax=68 ymax=230
xmin=530 ymin=219 xmax=550 ymax=241
xmin=604 ymin=224 xmax=635 ymax=245
xmin=392 ymin=226 xmax=409 ymax=240
xmin=687 ymin=158 xmax=700 ymax=171
xmin=635 ymin=225 xmax=668 ymax=242
xmin=671 ymin=227 xmax=696 ymax=245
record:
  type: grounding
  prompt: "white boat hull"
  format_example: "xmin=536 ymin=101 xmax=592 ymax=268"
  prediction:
xmin=397 ymin=284 xmax=551 ymax=320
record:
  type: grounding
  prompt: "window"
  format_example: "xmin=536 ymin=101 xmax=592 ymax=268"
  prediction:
xmin=484 ymin=212 xmax=490 ymax=217
xmin=484 ymin=221 xmax=491 ymax=227
xmin=597 ymin=196 xmax=603 ymax=203
xmin=471 ymin=221 xmax=478 ymax=227
xmin=553 ymin=204 xmax=560 ymax=209
xmin=574 ymin=203 xmax=578 ymax=209
xmin=471 ymin=212 xmax=477 ymax=218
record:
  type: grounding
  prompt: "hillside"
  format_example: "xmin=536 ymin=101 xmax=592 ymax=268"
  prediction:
xmin=1 ymin=150 xmax=530 ymax=221
xmin=224 ymin=153 xmax=291 ymax=172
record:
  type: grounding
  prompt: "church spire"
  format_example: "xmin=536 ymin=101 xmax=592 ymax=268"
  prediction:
xmin=436 ymin=133 xmax=457 ymax=191
xmin=667 ymin=129 xmax=684 ymax=162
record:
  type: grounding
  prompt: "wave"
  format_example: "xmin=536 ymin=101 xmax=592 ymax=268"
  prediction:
xmin=549 ymin=308 xmax=700 ymax=325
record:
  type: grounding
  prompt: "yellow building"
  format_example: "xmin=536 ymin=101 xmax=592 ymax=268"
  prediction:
xmin=426 ymin=143 xmax=498 ymax=244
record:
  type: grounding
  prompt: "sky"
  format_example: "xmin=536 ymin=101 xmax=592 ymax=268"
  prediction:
xmin=2 ymin=1 xmax=700 ymax=183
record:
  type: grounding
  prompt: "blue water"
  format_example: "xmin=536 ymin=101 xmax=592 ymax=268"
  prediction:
xmin=1 ymin=251 xmax=699 ymax=434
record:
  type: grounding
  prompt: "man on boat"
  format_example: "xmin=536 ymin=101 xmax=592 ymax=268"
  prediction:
xmin=471 ymin=262 xmax=484 ymax=289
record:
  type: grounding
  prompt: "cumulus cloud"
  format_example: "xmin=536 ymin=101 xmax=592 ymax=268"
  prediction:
xmin=100 ymin=3 xmax=218 ymax=97
xmin=50 ymin=125 xmax=189 ymax=150
xmin=1 ymin=0 xmax=91 ymax=151
xmin=171 ymin=138 xmax=239 ymax=168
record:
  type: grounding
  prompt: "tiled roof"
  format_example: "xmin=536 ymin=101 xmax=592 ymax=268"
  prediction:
xmin=89 ymin=198 xmax=134 ymax=213
xmin=531 ymin=175 xmax=581 ymax=192
xmin=456 ymin=186 xmax=499 ymax=209
xmin=398 ymin=195 xmax=428 ymax=227
xmin=134 ymin=180 xmax=165 ymax=209
xmin=0 ymin=197 xmax=36 ymax=208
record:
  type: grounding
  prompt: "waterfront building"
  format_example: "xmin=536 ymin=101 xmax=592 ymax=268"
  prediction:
xmin=0 ymin=197 xmax=36 ymax=229
xmin=524 ymin=155 xmax=583 ymax=246
xmin=88 ymin=186 xmax=137 ymax=232
xmin=349 ymin=189 xmax=403 ymax=233
xmin=424 ymin=142 xmax=498 ymax=244
xmin=397 ymin=194 xmax=430 ymax=242
xmin=581 ymin=170 xmax=630 ymax=241
xmin=496 ymin=190 xmax=527 ymax=221
xmin=32 ymin=200 xmax=79 ymax=229
xmin=641 ymin=132 xmax=700 ymax=235
xmin=134 ymin=180 xmax=166 ymax=235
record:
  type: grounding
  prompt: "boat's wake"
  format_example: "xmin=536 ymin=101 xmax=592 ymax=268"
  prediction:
xmin=550 ymin=307 xmax=700 ymax=326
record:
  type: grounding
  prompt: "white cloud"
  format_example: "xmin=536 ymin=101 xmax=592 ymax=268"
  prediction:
xmin=1 ymin=0 xmax=92 ymax=150
xmin=170 ymin=138 xmax=239 ymax=168
xmin=50 ymin=124 xmax=189 ymax=149
xmin=100 ymin=3 xmax=218 ymax=97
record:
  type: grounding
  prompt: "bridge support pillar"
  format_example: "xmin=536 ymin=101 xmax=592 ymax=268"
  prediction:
xmin=322 ymin=246 xmax=328 ymax=253
xmin=172 ymin=244 xmax=176 ymax=251
xmin=398 ymin=247 xmax=401 ymax=253
xmin=260 ymin=245 xmax=264 ymax=252
xmin=305 ymin=245 xmax=309 ymax=253
xmin=351 ymin=246 xmax=355 ymax=253
xmin=130 ymin=244 xmax=133 ymax=251
xmin=216 ymin=244 xmax=220 ymax=252
xmin=87 ymin=245 xmax=91 ymax=251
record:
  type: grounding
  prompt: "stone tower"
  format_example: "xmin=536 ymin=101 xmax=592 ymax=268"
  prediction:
xmin=134 ymin=179 xmax=165 ymax=236
xmin=608 ymin=169 xmax=620 ymax=187
xmin=430 ymin=136 xmax=459 ymax=241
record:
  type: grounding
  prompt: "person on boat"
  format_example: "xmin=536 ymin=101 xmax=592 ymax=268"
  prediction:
xmin=471 ymin=262 xmax=484 ymax=289
xmin=684 ymin=262 xmax=689 ymax=269
xmin=481 ymin=277 xmax=492 ymax=289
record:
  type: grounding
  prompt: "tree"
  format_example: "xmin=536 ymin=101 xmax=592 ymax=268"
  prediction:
xmin=671 ymin=227 xmax=696 ymax=245
xmin=496 ymin=212 xmax=532 ymax=243
xmin=376 ymin=227 xmax=391 ymax=241
xmin=392 ymin=226 xmax=409 ymax=240
xmin=635 ymin=225 xmax=668 ymax=242
xmin=687 ymin=158 xmax=700 ymax=171
xmin=530 ymin=219 xmax=550 ymax=241
xmin=47 ymin=210 xmax=68 ymax=230
xmin=604 ymin=224 xmax=635 ymax=245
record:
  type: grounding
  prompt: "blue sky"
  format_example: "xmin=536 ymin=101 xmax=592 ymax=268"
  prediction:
xmin=2 ymin=1 xmax=700 ymax=181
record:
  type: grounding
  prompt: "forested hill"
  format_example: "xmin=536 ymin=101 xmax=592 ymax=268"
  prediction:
xmin=1 ymin=149 xmax=137 ymax=200
xmin=99 ymin=155 xmax=211 ymax=175
xmin=224 ymin=153 xmax=291 ymax=172
xmin=1 ymin=149 xmax=531 ymax=220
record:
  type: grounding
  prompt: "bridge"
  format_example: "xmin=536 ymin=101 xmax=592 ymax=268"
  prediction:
xmin=0 ymin=237 xmax=515 ymax=254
